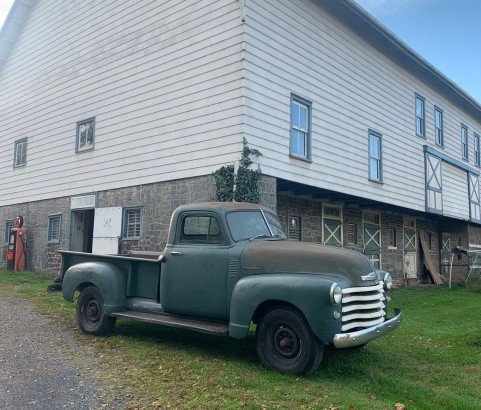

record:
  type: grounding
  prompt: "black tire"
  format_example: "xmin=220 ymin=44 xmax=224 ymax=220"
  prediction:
xmin=76 ymin=286 xmax=116 ymax=335
xmin=255 ymin=305 xmax=323 ymax=376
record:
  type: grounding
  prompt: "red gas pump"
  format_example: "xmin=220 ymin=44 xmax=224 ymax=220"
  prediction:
xmin=6 ymin=216 xmax=27 ymax=272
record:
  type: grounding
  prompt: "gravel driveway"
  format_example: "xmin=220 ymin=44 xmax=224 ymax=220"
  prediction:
xmin=0 ymin=291 xmax=123 ymax=409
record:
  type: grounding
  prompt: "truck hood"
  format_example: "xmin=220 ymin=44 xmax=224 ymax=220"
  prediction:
xmin=240 ymin=240 xmax=375 ymax=286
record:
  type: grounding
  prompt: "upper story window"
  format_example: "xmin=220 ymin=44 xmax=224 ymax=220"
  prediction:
xmin=14 ymin=138 xmax=27 ymax=168
xmin=461 ymin=125 xmax=469 ymax=160
xmin=475 ymin=134 xmax=481 ymax=166
xmin=76 ymin=118 xmax=95 ymax=152
xmin=290 ymin=94 xmax=311 ymax=160
xmin=47 ymin=214 xmax=62 ymax=243
xmin=368 ymin=130 xmax=382 ymax=183
xmin=415 ymin=94 xmax=425 ymax=137
xmin=434 ymin=107 xmax=444 ymax=146
xmin=122 ymin=207 xmax=142 ymax=240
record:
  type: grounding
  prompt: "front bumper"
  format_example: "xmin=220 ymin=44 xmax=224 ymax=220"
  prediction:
xmin=333 ymin=308 xmax=403 ymax=348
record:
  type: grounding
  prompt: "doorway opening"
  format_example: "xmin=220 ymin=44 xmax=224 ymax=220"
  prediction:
xmin=70 ymin=209 xmax=94 ymax=252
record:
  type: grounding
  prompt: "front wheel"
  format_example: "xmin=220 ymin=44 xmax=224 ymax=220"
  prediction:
xmin=76 ymin=286 xmax=116 ymax=335
xmin=256 ymin=305 xmax=323 ymax=376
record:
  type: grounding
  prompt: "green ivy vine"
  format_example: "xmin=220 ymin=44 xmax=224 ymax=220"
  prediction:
xmin=213 ymin=138 xmax=262 ymax=203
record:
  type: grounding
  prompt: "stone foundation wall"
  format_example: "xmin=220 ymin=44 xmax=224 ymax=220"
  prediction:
xmin=275 ymin=193 xmax=470 ymax=284
xmin=0 ymin=197 xmax=70 ymax=273
xmin=0 ymin=174 xmax=278 ymax=273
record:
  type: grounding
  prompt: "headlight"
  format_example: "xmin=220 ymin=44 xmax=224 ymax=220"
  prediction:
xmin=383 ymin=272 xmax=393 ymax=291
xmin=330 ymin=283 xmax=343 ymax=305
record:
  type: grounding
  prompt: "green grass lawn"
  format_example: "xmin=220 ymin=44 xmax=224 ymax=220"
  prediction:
xmin=0 ymin=270 xmax=480 ymax=409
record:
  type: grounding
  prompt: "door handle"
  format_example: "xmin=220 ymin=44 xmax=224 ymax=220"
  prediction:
xmin=170 ymin=251 xmax=183 ymax=256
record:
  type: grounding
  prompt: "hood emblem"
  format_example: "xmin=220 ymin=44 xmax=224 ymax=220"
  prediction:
xmin=361 ymin=272 xmax=377 ymax=281
xmin=243 ymin=264 xmax=263 ymax=270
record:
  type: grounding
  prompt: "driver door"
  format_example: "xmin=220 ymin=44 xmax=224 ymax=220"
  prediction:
xmin=161 ymin=212 xmax=230 ymax=320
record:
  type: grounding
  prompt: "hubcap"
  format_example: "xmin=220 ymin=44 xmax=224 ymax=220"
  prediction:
xmin=273 ymin=326 xmax=300 ymax=358
xmin=86 ymin=300 xmax=100 ymax=322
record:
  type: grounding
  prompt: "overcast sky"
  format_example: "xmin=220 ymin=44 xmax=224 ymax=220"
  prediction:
xmin=354 ymin=0 xmax=481 ymax=104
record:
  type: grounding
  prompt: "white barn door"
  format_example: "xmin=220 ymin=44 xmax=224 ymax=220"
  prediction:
xmin=92 ymin=207 xmax=122 ymax=254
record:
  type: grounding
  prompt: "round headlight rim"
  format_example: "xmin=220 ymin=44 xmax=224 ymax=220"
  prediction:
xmin=330 ymin=283 xmax=343 ymax=305
xmin=383 ymin=272 xmax=393 ymax=291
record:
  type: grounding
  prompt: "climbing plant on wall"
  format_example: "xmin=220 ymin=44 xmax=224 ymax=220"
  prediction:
xmin=213 ymin=138 xmax=263 ymax=203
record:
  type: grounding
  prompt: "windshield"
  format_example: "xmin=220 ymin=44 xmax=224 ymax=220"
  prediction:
xmin=226 ymin=210 xmax=287 ymax=242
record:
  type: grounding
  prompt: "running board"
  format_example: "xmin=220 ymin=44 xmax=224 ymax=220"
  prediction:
xmin=111 ymin=310 xmax=229 ymax=336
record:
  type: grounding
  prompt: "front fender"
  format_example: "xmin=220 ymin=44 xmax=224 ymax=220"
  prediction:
xmin=62 ymin=262 xmax=127 ymax=314
xmin=229 ymin=274 xmax=345 ymax=342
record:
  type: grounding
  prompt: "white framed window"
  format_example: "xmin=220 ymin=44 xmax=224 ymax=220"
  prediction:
xmin=122 ymin=207 xmax=142 ymax=240
xmin=14 ymin=138 xmax=27 ymax=168
xmin=290 ymin=94 xmax=311 ymax=160
xmin=461 ymin=125 xmax=469 ymax=160
xmin=48 ymin=215 xmax=62 ymax=243
xmin=76 ymin=118 xmax=95 ymax=152
xmin=415 ymin=94 xmax=425 ymax=137
xmin=434 ymin=107 xmax=444 ymax=146
xmin=368 ymin=130 xmax=382 ymax=182
xmin=475 ymin=133 xmax=480 ymax=166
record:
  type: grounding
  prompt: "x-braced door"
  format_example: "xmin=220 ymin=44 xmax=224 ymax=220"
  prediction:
xmin=364 ymin=223 xmax=381 ymax=269
xmin=403 ymin=217 xmax=417 ymax=279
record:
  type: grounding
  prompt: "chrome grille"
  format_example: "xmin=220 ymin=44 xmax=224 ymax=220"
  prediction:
xmin=340 ymin=283 xmax=386 ymax=332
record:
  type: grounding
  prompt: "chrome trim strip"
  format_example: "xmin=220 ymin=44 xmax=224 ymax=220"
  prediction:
xmin=361 ymin=272 xmax=377 ymax=281
xmin=333 ymin=308 xmax=403 ymax=348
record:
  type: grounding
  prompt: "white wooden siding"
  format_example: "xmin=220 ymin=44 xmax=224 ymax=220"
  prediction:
xmin=243 ymin=0 xmax=481 ymax=213
xmin=442 ymin=162 xmax=470 ymax=220
xmin=0 ymin=0 xmax=245 ymax=206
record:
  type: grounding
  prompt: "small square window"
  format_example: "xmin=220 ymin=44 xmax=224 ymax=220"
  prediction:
xmin=76 ymin=118 xmax=95 ymax=152
xmin=122 ymin=207 xmax=142 ymax=240
xmin=388 ymin=227 xmax=397 ymax=248
xmin=290 ymin=95 xmax=312 ymax=160
xmin=288 ymin=216 xmax=302 ymax=241
xmin=346 ymin=223 xmax=357 ymax=244
xmin=48 ymin=215 xmax=62 ymax=243
xmin=14 ymin=138 xmax=27 ymax=168
xmin=4 ymin=220 xmax=14 ymax=244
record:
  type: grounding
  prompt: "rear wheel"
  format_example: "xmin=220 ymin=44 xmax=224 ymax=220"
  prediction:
xmin=256 ymin=305 xmax=323 ymax=376
xmin=76 ymin=286 xmax=116 ymax=335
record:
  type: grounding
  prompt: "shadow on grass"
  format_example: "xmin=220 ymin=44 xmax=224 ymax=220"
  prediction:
xmin=109 ymin=319 xmax=260 ymax=367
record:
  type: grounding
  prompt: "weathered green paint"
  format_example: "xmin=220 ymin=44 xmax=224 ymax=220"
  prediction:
xmin=59 ymin=202 xmax=400 ymax=348
xmin=62 ymin=261 xmax=127 ymax=315
xmin=229 ymin=273 xmax=348 ymax=340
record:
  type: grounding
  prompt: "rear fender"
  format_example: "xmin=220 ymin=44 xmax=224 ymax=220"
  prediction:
xmin=62 ymin=262 xmax=127 ymax=314
xmin=229 ymin=274 xmax=346 ymax=341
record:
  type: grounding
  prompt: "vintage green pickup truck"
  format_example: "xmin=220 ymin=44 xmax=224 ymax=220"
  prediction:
xmin=56 ymin=202 xmax=402 ymax=376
